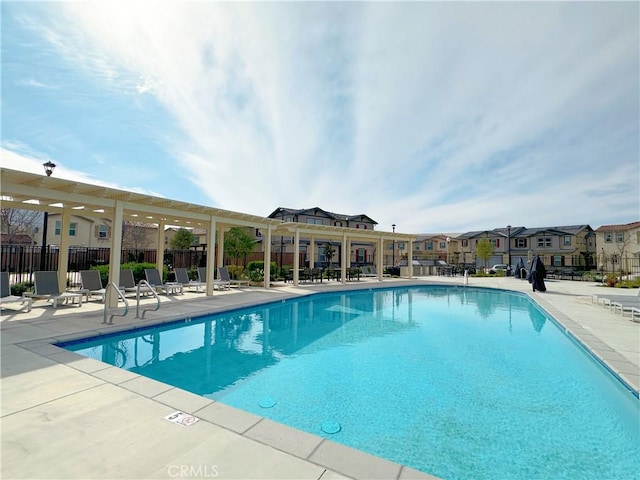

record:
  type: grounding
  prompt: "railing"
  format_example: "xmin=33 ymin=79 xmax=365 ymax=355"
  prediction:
xmin=135 ymin=280 xmax=160 ymax=319
xmin=102 ymin=283 xmax=129 ymax=325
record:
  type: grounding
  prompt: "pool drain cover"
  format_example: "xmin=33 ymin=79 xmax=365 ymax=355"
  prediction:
xmin=321 ymin=421 xmax=341 ymax=434
xmin=259 ymin=397 xmax=276 ymax=408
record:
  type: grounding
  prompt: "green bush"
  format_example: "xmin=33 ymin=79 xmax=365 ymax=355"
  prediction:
xmin=246 ymin=261 xmax=277 ymax=282
xmin=226 ymin=265 xmax=245 ymax=280
xmin=11 ymin=281 xmax=33 ymax=296
xmin=115 ymin=262 xmax=168 ymax=283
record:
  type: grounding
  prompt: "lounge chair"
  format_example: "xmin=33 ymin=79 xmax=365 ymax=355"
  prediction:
xmin=0 ymin=272 xmax=32 ymax=312
xmin=144 ymin=268 xmax=183 ymax=295
xmin=24 ymin=271 xmax=83 ymax=308
xmin=218 ymin=266 xmax=250 ymax=287
xmin=79 ymin=270 xmax=106 ymax=302
xmin=593 ymin=288 xmax=640 ymax=322
xmin=174 ymin=268 xmax=205 ymax=292
xmin=119 ymin=269 xmax=155 ymax=296
xmin=198 ymin=267 xmax=230 ymax=290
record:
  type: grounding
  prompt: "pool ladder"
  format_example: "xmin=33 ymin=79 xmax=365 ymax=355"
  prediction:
xmin=103 ymin=282 xmax=129 ymax=325
xmin=135 ymin=280 xmax=160 ymax=319
xmin=102 ymin=280 xmax=161 ymax=324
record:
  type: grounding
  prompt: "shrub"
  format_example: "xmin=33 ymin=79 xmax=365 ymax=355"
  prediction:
xmin=226 ymin=265 xmax=245 ymax=280
xmin=11 ymin=281 xmax=33 ymax=296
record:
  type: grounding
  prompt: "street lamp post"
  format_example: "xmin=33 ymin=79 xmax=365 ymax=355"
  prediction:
xmin=40 ymin=161 xmax=56 ymax=270
xmin=392 ymin=224 xmax=396 ymax=267
xmin=507 ymin=224 xmax=512 ymax=275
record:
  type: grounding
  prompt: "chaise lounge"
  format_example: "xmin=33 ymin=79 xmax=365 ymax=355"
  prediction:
xmin=0 ymin=272 xmax=33 ymax=312
xmin=25 ymin=271 xmax=83 ymax=308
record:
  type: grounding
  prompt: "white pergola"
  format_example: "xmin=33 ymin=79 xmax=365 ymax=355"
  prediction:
xmin=1 ymin=168 xmax=415 ymax=303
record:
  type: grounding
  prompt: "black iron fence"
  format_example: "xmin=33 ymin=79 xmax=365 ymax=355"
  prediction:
xmin=1 ymin=245 xmax=214 ymax=284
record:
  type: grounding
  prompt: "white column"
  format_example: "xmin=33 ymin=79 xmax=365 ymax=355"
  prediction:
xmin=107 ymin=201 xmax=124 ymax=307
xmin=57 ymin=209 xmax=72 ymax=292
xmin=293 ymin=228 xmax=300 ymax=286
xmin=206 ymin=216 xmax=217 ymax=296
xmin=377 ymin=236 xmax=384 ymax=281
xmin=341 ymin=233 xmax=348 ymax=283
xmin=263 ymin=225 xmax=272 ymax=288
xmin=156 ymin=219 xmax=165 ymax=273
xmin=309 ymin=235 xmax=316 ymax=269
xmin=408 ymin=237 xmax=413 ymax=278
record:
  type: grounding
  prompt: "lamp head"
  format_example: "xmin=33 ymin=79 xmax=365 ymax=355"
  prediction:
xmin=42 ymin=161 xmax=57 ymax=177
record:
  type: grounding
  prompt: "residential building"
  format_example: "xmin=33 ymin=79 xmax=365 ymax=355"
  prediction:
xmin=595 ymin=221 xmax=640 ymax=274
xmin=455 ymin=225 xmax=596 ymax=271
xmin=264 ymin=207 xmax=379 ymax=267
xmin=413 ymin=234 xmax=460 ymax=264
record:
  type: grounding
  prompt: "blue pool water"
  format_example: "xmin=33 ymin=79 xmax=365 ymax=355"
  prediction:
xmin=62 ymin=286 xmax=640 ymax=480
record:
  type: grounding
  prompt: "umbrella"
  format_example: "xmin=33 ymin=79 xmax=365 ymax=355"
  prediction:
xmin=514 ymin=258 xmax=527 ymax=279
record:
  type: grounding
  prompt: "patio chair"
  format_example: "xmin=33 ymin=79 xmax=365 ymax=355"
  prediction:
xmin=174 ymin=268 xmax=205 ymax=292
xmin=25 ymin=271 xmax=83 ymax=308
xmin=144 ymin=268 xmax=183 ymax=295
xmin=218 ymin=266 xmax=250 ymax=288
xmin=119 ymin=269 xmax=154 ymax=296
xmin=79 ymin=270 xmax=106 ymax=302
xmin=0 ymin=272 xmax=32 ymax=312
xmin=197 ymin=267 xmax=230 ymax=290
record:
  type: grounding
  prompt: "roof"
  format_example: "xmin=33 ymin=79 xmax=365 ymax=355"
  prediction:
xmin=267 ymin=207 xmax=378 ymax=226
xmin=595 ymin=221 xmax=640 ymax=232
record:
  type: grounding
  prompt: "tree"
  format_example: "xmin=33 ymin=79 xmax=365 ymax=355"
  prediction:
xmin=0 ymin=208 xmax=41 ymax=244
xmin=476 ymin=238 xmax=494 ymax=271
xmin=170 ymin=228 xmax=195 ymax=250
xmin=122 ymin=222 xmax=152 ymax=250
xmin=224 ymin=227 xmax=255 ymax=266
xmin=323 ymin=242 xmax=335 ymax=268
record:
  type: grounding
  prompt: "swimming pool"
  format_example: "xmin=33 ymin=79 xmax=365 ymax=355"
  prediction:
xmin=62 ymin=286 xmax=639 ymax=479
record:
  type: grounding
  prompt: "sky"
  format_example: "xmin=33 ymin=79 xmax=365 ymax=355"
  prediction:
xmin=1 ymin=1 xmax=638 ymax=235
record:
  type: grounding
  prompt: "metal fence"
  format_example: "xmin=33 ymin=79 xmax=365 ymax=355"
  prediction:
xmin=1 ymin=245 xmax=213 ymax=284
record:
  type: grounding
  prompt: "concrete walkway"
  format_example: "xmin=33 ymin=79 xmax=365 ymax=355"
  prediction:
xmin=1 ymin=276 xmax=638 ymax=479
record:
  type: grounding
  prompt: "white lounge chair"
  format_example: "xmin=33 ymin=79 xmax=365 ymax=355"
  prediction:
xmin=218 ymin=266 xmax=250 ymax=288
xmin=25 ymin=271 xmax=83 ymax=308
xmin=174 ymin=268 xmax=205 ymax=292
xmin=144 ymin=268 xmax=183 ymax=295
xmin=0 ymin=272 xmax=32 ymax=312
xmin=80 ymin=270 xmax=106 ymax=302
xmin=197 ymin=267 xmax=230 ymax=290
xmin=119 ymin=269 xmax=154 ymax=296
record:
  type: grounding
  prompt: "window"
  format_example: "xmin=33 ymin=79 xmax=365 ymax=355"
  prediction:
xmin=490 ymin=239 xmax=500 ymax=247
xmin=193 ymin=236 xmax=200 ymax=246
xmin=516 ymin=238 xmax=527 ymax=248
xmin=355 ymin=223 xmax=367 ymax=229
xmin=97 ymin=224 xmax=109 ymax=239
xmin=426 ymin=241 xmax=434 ymax=251
xmin=415 ymin=244 xmax=420 ymax=251
xmin=537 ymin=237 xmax=551 ymax=248
xmin=356 ymin=249 xmax=365 ymax=262
xmin=387 ymin=243 xmax=393 ymax=250
xmin=553 ymin=255 xmax=563 ymax=267
xmin=334 ymin=221 xmax=342 ymax=227
xmin=308 ymin=218 xmax=323 ymax=225
xmin=439 ymin=242 xmax=446 ymax=249
xmin=616 ymin=232 xmax=624 ymax=242
xmin=54 ymin=221 xmax=76 ymax=236
xmin=563 ymin=236 xmax=571 ymax=246
xmin=461 ymin=239 xmax=468 ymax=247
xmin=604 ymin=233 xmax=612 ymax=243
xmin=164 ymin=236 xmax=169 ymax=246
xmin=398 ymin=242 xmax=405 ymax=250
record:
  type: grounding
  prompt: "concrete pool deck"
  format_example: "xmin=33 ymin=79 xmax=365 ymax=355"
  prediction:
xmin=1 ymin=275 xmax=638 ymax=479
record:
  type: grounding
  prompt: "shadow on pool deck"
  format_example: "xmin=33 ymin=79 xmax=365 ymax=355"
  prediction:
xmin=1 ymin=276 xmax=638 ymax=479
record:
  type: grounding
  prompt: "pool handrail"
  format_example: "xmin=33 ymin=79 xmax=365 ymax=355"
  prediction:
xmin=102 ymin=282 xmax=129 ymax=325
xmin=136 ymin=279 xmax=160 ymax=319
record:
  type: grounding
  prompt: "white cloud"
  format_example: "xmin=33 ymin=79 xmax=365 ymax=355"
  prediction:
xmin=9 ymin=2 xmax=639 ymax=233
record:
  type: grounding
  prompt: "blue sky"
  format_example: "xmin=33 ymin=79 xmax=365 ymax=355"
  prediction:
xmin=2 ymin=1 xmax=638 ymax=234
